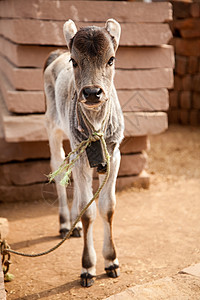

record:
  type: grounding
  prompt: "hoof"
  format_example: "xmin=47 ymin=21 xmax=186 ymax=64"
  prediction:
xmin=71 ymin=227 xmax=82 ymax=238
xmin=59 ymin=228 xmax=70 ymax=239
xmin=105 ymin=264 xmax=120 ymax=278
xmin=80 ymin=273 xmax=95 ymax=287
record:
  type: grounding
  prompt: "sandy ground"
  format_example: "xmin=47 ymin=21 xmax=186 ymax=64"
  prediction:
xmin=1 ymin=125 xmax=200 ymax=300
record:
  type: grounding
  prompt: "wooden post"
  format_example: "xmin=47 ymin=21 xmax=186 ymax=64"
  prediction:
xmin=0 ymin=260 xmax=6 ymax=300
xmin=0 ymin=218 xmax=9 ymax=300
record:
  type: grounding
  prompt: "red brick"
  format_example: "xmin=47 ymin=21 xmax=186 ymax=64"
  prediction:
xmin=188 ymin=56 xmax=198 ymax=74
xmin=182 ymin=75 xmax=192 ymax=91
xmin=180 ymin=91 xmax=192 ymax=109
xmin=173 ymin=18 xmax=200 ymax=30
xmin=0 ymin=1 xmax=172 ymax=23
xmin=120 ymin=137 xmax=149 ymax=154
xmin=174 ymin=75 xmax=182 ymax=91
xmin=193 ymin=74 xmax=200 ymax=92
xmin=169 ymin=90 xmax=179 ymax=108
xmin=190 ymin=109 xmax=200 ymax=126
xmin=174 ymin=38 xmax=200 ymax=56
xmin=190 ymin=3 xmax=200 ymax=18
xmin=172 ymin=2 xmax=191 ymax=19
xmin=179 ymin=109 xmax=189 ymax=125
xmin=175 ymin=55 xmax=188 ymax=75
xmin=181 ymin=27 xmax=200 ymax=39
xmin=193 ymin=93 xmax=200 ymax=109
xmin=0 ymin=19 xmax=173 ymax=46
xmin=168 ymin=109 xmax=179 ymax=124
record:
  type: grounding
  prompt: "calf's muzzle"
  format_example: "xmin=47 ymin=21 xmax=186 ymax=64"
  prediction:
xmin=79 ymin=86 xmax=106 ymax=107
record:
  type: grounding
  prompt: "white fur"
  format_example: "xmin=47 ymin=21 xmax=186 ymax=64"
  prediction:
xmin=63 ymin=19 xmax=77 ymax=48
xmin=105 ymin=19 xmax=121 ymax=49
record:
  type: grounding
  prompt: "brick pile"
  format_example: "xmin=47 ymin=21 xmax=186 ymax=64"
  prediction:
xmin=169 ymin=1 xmax=200 ymax=125
xmin=0 ymin=0 xmax=173 ymax=202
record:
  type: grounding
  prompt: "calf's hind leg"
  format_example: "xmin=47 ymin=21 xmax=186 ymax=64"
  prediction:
xmin=99 ymin=147 xmax=121 ymax=278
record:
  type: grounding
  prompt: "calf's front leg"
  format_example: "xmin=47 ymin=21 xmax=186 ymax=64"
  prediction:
xmin=72 ymin=158 xmax=96 ymax=287
xmin=98 ymin=147 xmax=121 ymax=278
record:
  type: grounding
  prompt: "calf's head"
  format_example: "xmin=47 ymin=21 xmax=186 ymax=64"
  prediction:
xmin=63 ymin=19 xmax=121 ymax=110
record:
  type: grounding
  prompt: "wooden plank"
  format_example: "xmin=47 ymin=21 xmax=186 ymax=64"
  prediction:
xmin=115 ymin=69 xmax=173 ymax=89
xmin=0 ymin=37 xmax=174 ymax=69
xmin=0 ymin=74 xmax=169 ymax=113
xmin=0 ymin=36 xmax=58 ymax=68
xmin=0 ymin=218 xmax=9 ymax=239
xmin=124 ymin=112 xmax=168 ymax=136
xmin=0 ymin=56 xmax=173 ymax=91
xmin=3 ymin=114 xmax=47 ymax=142
xmin=118 ymin=89 xmax=169 ymax=112
xmin=0 ymin=55 xmax=42 ymax=91
xmin=0 ymin=1 xmax=172 ymax=23
xmin=0 ymin=170 xmax=150 ymax=203
xmin=0 ymin=152 xmax=146 ymax=187
xmin=0 ymin=19 xmax=172 ymax=46
xmin=120 ymin=153 xmax=147 ymax=176
xmin=0 ymin=259 xmax=6 ymax=300
xmin=0 ymin=120 xmax=71 ymax=163
xmin=2 ymin=112 xmax=168 ymax=142
xmin=116 ymin=46 xmax=174 ymax=69
xmin=120 ymin=136 xmax=149 ymax=154
xmin=0 ymin=72 xmax=45 ymax=113
xmin=117 ymin=170 xmax=150 ymax=190
xmin=0 ymin=88 xmax=168 ymax=141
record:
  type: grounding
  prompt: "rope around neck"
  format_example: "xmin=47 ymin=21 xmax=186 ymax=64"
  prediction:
xmin=1 ymin=133 xmax=110 ymax=258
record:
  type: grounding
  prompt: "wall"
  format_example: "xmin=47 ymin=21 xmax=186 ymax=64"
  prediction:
xmin=169 ymin=1 xmax=200 ymax=126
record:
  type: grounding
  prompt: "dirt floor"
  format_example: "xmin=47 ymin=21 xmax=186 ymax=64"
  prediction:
xmin=1 ymin=125 xmax=200 ymax=300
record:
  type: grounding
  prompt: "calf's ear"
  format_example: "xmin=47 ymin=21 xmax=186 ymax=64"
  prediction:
xmin=105 ymin=19 xmax=121 ymax=50
xmin=63 ymin=19 xmax=77 ymax=49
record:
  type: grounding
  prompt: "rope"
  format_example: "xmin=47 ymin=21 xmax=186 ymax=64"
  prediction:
xmin=1 ymin=133 xmax=110 ymax=258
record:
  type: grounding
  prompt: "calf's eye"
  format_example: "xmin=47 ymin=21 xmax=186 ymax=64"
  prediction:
xmin=107 ymin=56 xmax=115 ymax=66
xmin=70 ymin=58 xmax=78 ymax=68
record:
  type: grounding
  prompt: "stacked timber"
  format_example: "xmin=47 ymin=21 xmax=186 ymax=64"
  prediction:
xmin=0 ymin=0 xmax=173 ymax=202
xmin=169 ymin=1 xmax=200 ymax=125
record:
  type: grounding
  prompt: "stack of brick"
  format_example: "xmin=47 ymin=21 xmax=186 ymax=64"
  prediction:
xmin=169 ymin=1 xmax=200 ymax=126
xmin=0 ymin=0 xmax=173 ymax=202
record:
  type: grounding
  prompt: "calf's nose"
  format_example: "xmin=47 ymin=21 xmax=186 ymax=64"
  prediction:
xmin=82 ymin=87 xmax=103 ymax=102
